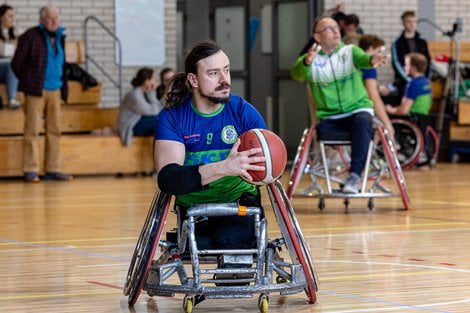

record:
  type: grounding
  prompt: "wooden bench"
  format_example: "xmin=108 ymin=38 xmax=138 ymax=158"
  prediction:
xmin=0 ymin=135 xmax=154 ymax=176
xmin=0 ymin=106 xmax=118 ymax=135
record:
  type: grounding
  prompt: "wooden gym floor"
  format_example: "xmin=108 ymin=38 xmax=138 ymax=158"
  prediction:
xmin=1 ymin=163 xmax=470 ymax=312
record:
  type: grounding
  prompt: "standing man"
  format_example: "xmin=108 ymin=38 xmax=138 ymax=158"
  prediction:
xmin=291 ymin=17 xmax=387 ymax=193
xmin=155 ymin=40 xmax=267 ymax=250
xmin=391 ymin=11 xmax=431 ymax=100
xmin=12 ymin=6 xmax=71 ymax=182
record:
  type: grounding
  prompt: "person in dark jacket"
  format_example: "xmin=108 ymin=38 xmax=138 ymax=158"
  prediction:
xmin=11 ymin=6 xmax=71 ymax=182
xmin=390 ymin=11 xmax=431 ymax=101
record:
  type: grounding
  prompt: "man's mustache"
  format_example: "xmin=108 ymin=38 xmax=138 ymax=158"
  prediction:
xmin=215 ymin=83 xmax=231 ymax=91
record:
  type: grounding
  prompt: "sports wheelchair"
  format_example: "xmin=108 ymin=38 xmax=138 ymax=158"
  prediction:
xmin=123 ymin=181 xmax=319 ymax=312
xmin=287 ymin=118 xmax=410 ymax=211
xmin=390 ymin=115 xmax=439 ymax=170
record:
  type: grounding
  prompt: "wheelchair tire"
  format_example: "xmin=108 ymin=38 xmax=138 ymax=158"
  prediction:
xmin=124 ymin=191 xmax=172 ymax=306
xmin=377 ymin=127 xmax=410 ymax=210
xmin=391 ymin=119 xmax=424 ymax=170
xmin=268 ymin=182 xmax=318 ymax=304
xmin=424 ymin=126 xmax=439 ymax=166
xmin=287 ymin=126 xmax=315 ymax=200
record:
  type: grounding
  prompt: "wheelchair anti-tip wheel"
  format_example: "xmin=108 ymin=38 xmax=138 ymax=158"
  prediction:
xmin=287 ymin=126 xmax=315 ymax=200
xmin=124 ymin=191 xmax=172 ymax=306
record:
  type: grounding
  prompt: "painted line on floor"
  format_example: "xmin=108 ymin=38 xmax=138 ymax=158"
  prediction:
xmin=303 ymin=226 xmax=470 ymax=238
xmin=77 ymin=263 xmax=129 ymax=268
xmin=87 ymin=281 xmax=122 ymax=290
xmin=317 ymin=259 xmax=470 ymax=274
xmin=0 ymin=238 xmax=128 ymax=261
xmin=320 ymin=290 xmax=453 ymax=313
xmin=0 ymin=236 xmax=137 ymax=246
xmin=0 ymin=290 xmax=119 ymax=301
xmin=320 ymin=270 xmax=447 ymax=281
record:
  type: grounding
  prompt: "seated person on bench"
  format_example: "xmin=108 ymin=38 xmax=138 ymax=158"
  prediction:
xmin=154 ymin=40 xmax=267 ymax=250
xmin=291 ymin=16 xmax=387 ymax=193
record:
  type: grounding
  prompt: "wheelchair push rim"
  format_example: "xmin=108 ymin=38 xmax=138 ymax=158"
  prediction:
xmin=124 ymin=191 xmax=172 ymax=306
xmin=391 ymin=119 xmax=424 ymax=170
xmin=377 ymin=127 xmax=410 ymax=210
xmin=268 ymin=181 xmax=318 ymax=303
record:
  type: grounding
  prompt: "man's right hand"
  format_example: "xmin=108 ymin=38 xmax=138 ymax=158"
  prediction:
xmin=223 ymin=139 xmax=266 ymax=182
xmin=304 ymin=43 xmax=321 ymax=66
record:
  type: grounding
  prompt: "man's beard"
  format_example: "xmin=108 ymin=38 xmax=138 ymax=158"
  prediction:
xmin=200 ymin=83 xmax=231 ymax=105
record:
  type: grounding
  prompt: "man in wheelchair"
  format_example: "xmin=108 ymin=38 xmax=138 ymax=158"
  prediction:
xmin=154 ymin=39 xmax=266 ymax=261
xmin=291 ymin=16 xmax=388 ymax=193
xmin=125 ymin=40 xmax=319 ymax=311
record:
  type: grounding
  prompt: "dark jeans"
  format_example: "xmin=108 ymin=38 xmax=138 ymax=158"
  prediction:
xmin=133 ymin=115 xmax=157 ymax=136
xmin=316 ymin=111 xmax=373 ymax=176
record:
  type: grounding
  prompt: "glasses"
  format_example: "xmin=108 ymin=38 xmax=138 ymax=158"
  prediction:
xmin=316 ymin=26 xmax=340 ymax=34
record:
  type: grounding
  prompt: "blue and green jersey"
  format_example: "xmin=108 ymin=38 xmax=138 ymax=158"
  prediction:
xmin=155 ymin=94 xmax=267 ymax=207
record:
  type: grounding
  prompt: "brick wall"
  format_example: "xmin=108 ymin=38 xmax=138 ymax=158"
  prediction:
xmin=9 ymin=0 xmax=177 ymax=107
xmin=323 ymin=0 xmax=470 ymax=83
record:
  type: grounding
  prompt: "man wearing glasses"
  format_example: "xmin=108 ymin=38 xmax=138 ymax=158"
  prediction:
xmin=291 ymin=17 xmax=387 ymax=193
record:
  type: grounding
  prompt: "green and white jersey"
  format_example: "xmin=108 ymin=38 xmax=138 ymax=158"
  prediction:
xmin=291 ymin=43 xmax=374 ymax=119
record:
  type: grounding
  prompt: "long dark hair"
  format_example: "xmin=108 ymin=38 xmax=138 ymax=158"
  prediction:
xmin=165 ymin=40 xmax=222 ymax=108
xmin=0 ymin=5 xmax=15 ymax=41
xmin=131 ymin=67 xmax=154 ymax=87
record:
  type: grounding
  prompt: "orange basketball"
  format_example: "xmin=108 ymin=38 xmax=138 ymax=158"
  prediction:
xmin=238 ymin=128 xmax=288 ymax=185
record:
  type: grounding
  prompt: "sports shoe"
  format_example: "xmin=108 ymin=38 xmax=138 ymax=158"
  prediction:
xmin=43 ymin=172 xmax=73 ymax=181
xmin=24 ymin=172 xmax=40 ymax=183
xmin=8 ymin=99 xmax=20 ymax=109
xmin=342 ymin=173 xmax=360 ymax=194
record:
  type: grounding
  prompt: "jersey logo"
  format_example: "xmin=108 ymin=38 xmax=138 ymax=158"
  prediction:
xmin=221 ymin=125 xmax=238 ymax=144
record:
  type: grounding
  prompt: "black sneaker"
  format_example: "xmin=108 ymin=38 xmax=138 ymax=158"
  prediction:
xmin=43 ymin=172 xmax=73 ymax=181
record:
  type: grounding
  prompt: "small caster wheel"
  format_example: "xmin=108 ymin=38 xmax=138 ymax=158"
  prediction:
xmin=258 ymin=294 xmax=269 ymax=313
xmin=183 ymin=296 xmax=194 ymax=313
xmin=368 ymin=198 xmax=375 ymax=211
xmin=276 ymin=276 xmax=287 ymax=283
xmin=318 ymin=198 xmax=325 ymax=211
xmin=343 ymin=198 xmax=350 ymax=212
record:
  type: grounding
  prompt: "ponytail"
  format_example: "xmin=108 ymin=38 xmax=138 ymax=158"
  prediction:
xmin=165 ymin=72 xmax=192 ymax=108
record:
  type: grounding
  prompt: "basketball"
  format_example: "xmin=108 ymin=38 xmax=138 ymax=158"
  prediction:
xmin=238 ymin=128 xmax=288 ymax=185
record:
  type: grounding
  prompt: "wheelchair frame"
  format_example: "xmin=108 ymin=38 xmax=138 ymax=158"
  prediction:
xmin=287 ymin=121 xmax=410 ymax=211
xmin=123 ymin=181 xmax=319 ymax=312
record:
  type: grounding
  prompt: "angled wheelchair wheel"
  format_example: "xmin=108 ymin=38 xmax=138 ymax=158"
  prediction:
xmin=377 ymin=127 xmax=410 ymax=210
xmin=124 ymin=191 xmax=172 ymax=306
xmin=268 ymin=181 xmax=318 ymax=303
xmin=391 ymin=119 xmax=424 ymax=170
xmin=424 ymin=126 xmax=439 ymax=166
xmin=287 ymin=126 xmax=315 ymax=200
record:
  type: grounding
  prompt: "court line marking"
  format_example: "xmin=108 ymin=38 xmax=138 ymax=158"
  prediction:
xmin=319 ymin=290 xmax=453 ymax=313
xmin=320 ymin=270 xmax=448 ymax=281
xmin=0 ymin=237 xmax=137 ymax=246
xmin=77 ymin=263 xmax=129 ymax=268
xmin=0 ymin=290 xmax=119 ymax=301
xmin=317 ymin=259 xmax=470 ymax=274
xmin=320 ymin=296 xmax=470 ymax=313
xmin=0 ymin=238 xmax=128 ymax=261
